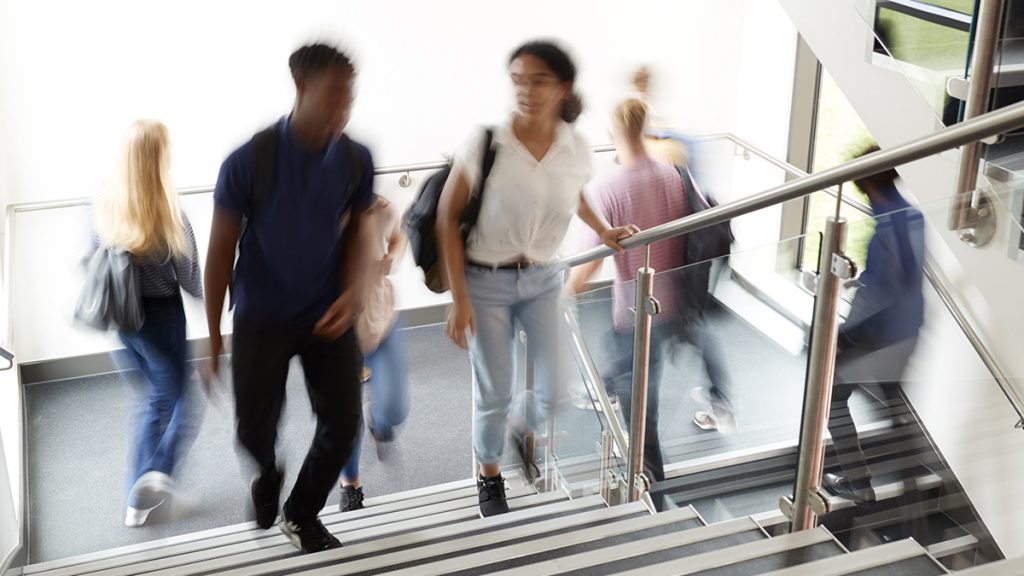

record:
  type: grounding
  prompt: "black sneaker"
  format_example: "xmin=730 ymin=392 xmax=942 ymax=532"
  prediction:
xmin=823 ymin=472 xmax=876 ymax=505
xmin=279 ymin=513 xmax=342 ymax=553
xmin=250 ymin=468 xmax=283 ymax=530
xmin=340 ymin=485 xmax=365 ymax=513
xmin=477 ymin=474 xmax=509 ymax=517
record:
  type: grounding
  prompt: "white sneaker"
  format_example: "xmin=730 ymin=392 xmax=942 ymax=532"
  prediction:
xmin=572 ymin=392 xmax=619 ymax=413
xmin=693 ymin=408 xmax=737 ymax=434
xmin=125 ymin=471 xmax=173 ymax=527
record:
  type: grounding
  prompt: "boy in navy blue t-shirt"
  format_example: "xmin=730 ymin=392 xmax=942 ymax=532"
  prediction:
xmin=204 ymin=43 xmax=371 ymax=553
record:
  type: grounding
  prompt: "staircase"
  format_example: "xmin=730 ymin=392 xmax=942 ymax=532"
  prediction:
xmin=10 ymin=470 xmax=1021 ymax=576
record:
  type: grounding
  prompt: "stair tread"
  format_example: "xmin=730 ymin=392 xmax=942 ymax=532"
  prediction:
xmin=757 ymin=539 xmax=941 ymax=576
xmin=20 ymin=476 xmax=486 ymax=575
xmin=208 ymin=494 xmax=619 ymax=576
xmin=23 ymin=482 xmax=539 ymax=576
xmin=369 ymin=512 xmax=758 ymax=576
xmin=606 ymin=527 xmax=840 ymax=576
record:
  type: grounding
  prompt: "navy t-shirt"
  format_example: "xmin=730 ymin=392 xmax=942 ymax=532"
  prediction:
xmin=214 ymin=117 xmax=374 ymax=325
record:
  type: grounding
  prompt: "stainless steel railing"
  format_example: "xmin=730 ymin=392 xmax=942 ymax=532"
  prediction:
xmin=557 ymin=99 xmax=1024 ymax=527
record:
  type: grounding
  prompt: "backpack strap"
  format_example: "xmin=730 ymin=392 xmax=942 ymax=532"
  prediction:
xmin=479 ymin=128 xmax=496 ymax=191
xmin=344 ymin=135 xmax=364 ymax=200
xmin=460 ymin=128 xmax=497 ymax=233
xmin=250 ymin=125 xmax=278 ymax=220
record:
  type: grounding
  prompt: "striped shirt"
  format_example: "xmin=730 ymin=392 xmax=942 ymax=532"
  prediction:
xmin=579 ymin=156 xmax=689 ymax=332
xmin=90 ymin=213 xmax=204 ymax=300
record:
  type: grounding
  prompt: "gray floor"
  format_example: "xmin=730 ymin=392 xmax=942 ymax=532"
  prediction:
xmin=26 ymin=323 xmax=477 ymax=562
xmin=25 ymin=303 xmax=816 ymax=562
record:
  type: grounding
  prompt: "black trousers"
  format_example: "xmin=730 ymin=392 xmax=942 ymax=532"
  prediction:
xmin=827 ymin=341 xmax=913 ymax=485
xmin=605 ymin=325 xmax=672 ymax=485
xmin=232 ymin=321 xmax=363 ymax=522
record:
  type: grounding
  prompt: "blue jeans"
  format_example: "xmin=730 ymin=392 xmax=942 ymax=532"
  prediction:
xmin=603 ymin=324 xmax=672 ymax=482
xmin=466 ymin=265 xmax=568 ymax=465
xmin=118 ymin=294 xmax=190 ymax=491
xmin=341 ymin=322 xmax=410 ymax=481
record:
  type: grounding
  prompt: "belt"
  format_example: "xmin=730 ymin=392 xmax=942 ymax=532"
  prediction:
xmin=467 ymin=259 xmax=536 ymax=271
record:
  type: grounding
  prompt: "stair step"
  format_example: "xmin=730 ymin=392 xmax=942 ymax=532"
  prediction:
xmin=199 ymin=494 xmax=610 ymax=576
xmin=954 ymin=555 xmax=1024 ymax=575
xmin=20 ymin=476 xmax=482 ymax=576
xmin=608 ymin=526 xmax=842 ymax=576
xmin=21 ymin=477 xmax=485 ymax=576
xmin=82 ymin=485 xmax=544 ymax=576
xmin=757 ymin=538 xmax=946 ymax=575
xmin=274 ymin=499 xmax=653 ymax=576
xmin=23 ymin=482 xmax=537 ymax=576
xmin=373 ymin=511 xmax=755 ymax=576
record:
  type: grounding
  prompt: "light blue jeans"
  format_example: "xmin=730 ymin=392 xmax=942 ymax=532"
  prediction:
xmin=465 ymin=264 xmax=569 ymax=465
xmin=340 ymin=321 xmax=409 ymax=481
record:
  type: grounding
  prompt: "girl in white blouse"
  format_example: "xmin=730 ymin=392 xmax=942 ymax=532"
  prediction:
xmin=437 ymin=40 xmax=636 ymax=517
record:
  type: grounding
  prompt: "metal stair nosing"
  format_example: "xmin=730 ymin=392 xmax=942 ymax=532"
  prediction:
xmin=95 ymin=486 xmax=544 ymax=576
xmin=247 ymin=497 xmax=644 ymax=576
xmin=927 ymin=534 xmax=981 ymax=560
xmin=655 ymin=425 xmax=932 ymax=498
xmin=756 ymin=538 xmax=948 ymax=576
xmin=20 ymin=477 xmax=481 ymax=576
xmin=21 ymin=479 xmax=485 ymax=576
xmin=659 ymin=413 xmax=923 ymax=479
xmin=954 ymin=555 xmax=1024 ymax=575
xmin=604 ymin=527 xmax=838 ymax=576
xmin=826 ymin=472 xmax=944 ymax=514
xmin=203 ymin=495 xmax=610 ymax=576
xmin=368 ymin=505 xmax=715 ymax=576
xmin=834 ymin=496 xmax=950 ymax=534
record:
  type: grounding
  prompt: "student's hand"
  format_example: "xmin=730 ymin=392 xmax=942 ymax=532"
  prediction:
xmin=446 ymin=296 xmax=476 ymax=350
xmin=601 ymin=225 xmax=641 ymax=253
xmin=314 ymin=289 xmax=362 ymax=341
xmin=200 ymin=333 xmax=224 ymax=397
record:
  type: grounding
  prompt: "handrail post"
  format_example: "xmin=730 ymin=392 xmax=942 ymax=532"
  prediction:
xmin=627 ymin=248 xmax=658 ymax=502
xmin=950 ymin=0 xmax=1005 ymax=242
xmin=791 ymin=216 xmax=847 ymax=531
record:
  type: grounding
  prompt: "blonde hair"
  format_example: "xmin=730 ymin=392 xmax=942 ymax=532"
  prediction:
xmin=96 ymin=120 xmax=187 ymax=258
xmin=613 ymin=98 xmax=649 ymax=141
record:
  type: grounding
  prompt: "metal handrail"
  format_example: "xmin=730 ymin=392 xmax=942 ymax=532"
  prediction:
xmin=562 ymin=99 xmax=1024 ymax=268
xmin=5 ymin=145 xmax=618 ymax=215
xmin=702 ymin=134 xmax=1024 ymax=428
xmin=924 ymin=262 xmax=1024 ymax=427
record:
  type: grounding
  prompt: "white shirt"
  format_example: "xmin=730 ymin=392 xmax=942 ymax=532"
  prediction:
xmin=456 ymin=118 xmax=593 ymax=264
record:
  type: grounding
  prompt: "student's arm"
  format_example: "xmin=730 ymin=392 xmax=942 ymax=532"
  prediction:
xmin=577 ymin=192 xmax=638 ymax=252
xmin=382 ymin=203 xmax=407 ymax=275
xmin=314 ymin=147 xmax=375 ymax=341
xmin=437 ymin=167 xmax=475 ymax=350
xmin=204 ymin=150 xmax=250 ymax=381
xmin=204 ymin=207 xmax=240 ymax=376
xmin=567 ymin=259 xmax=602 ymax=295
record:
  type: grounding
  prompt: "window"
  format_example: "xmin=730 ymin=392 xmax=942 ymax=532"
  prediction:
xmin=800 ymin=71 xmax=877 ymax=271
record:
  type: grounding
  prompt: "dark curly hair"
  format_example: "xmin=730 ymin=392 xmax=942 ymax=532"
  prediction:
xmin=851 ymin=142 xmax=899 ymax=197
xmin=288 ymin=43 xmax=355 ymax=79
xmin=509 ymin=40 xmax=584 ymax=123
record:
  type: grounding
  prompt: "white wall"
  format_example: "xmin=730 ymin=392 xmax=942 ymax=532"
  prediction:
xmin=0 ymin=0 xmax=799 ymax=364
xmin=0 ymin=0 xmax=748 ymax=207
xmin=777 ymin=0 xmax=1024 ymax=557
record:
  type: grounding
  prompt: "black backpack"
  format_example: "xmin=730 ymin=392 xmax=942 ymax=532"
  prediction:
xmin=676 ymin=165 xmax=733 ymax=322
xmin=404 ymin=128 xmax=496 ymax=293
xmin=246 ymin=125 xmax=364 ymax=235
